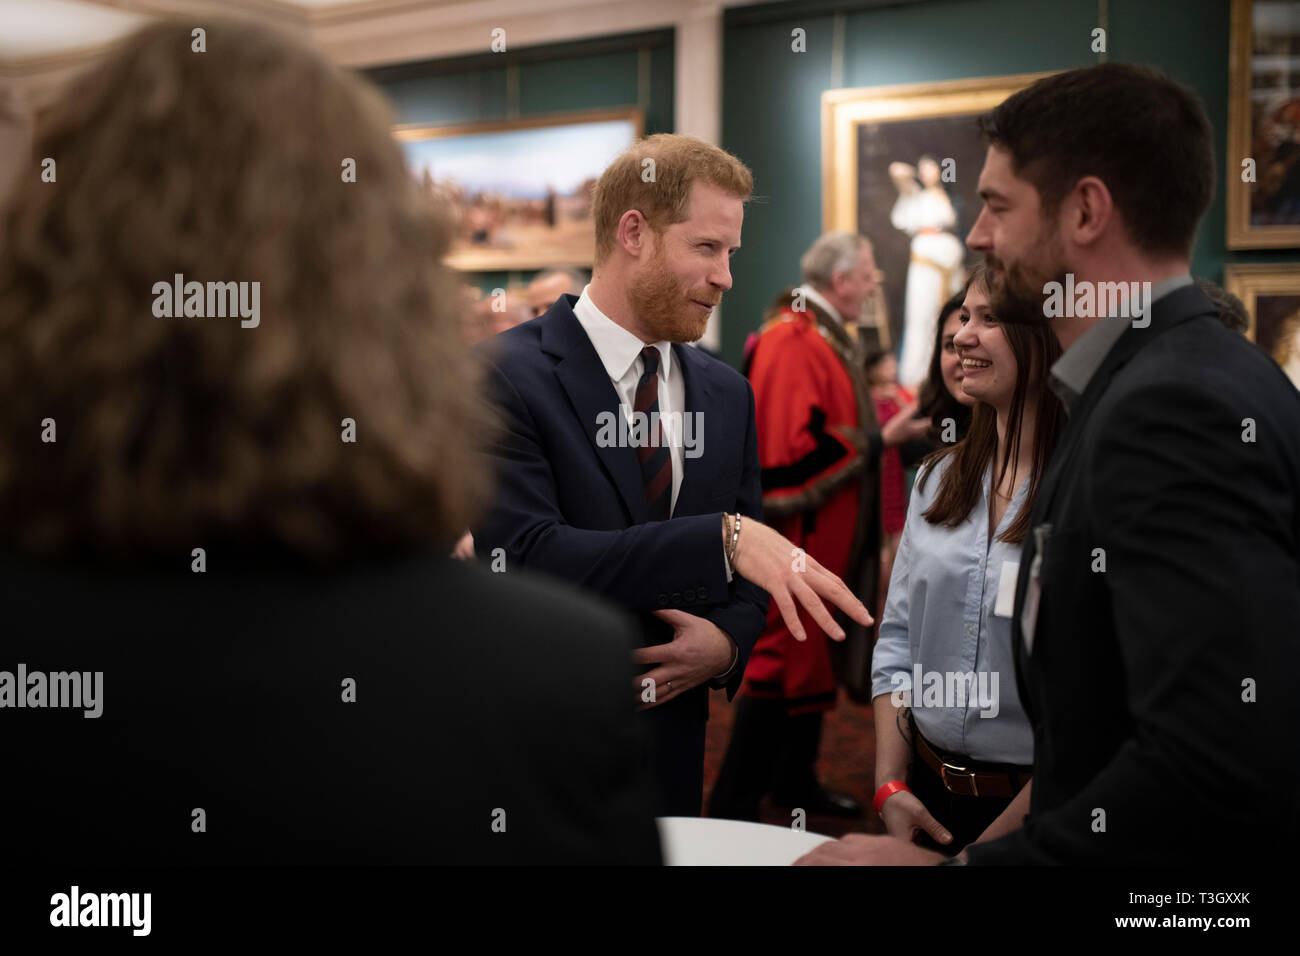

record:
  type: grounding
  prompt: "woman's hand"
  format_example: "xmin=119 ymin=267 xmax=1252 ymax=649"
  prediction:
xmin=878 ymin=788 xmax=953 ymax=846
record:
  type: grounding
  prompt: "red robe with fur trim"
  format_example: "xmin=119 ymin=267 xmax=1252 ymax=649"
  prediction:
xmin=742 ymin=302 xmax=874 ymax=713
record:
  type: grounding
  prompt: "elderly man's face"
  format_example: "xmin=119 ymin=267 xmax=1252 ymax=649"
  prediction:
xmin=830 ymin=244 xmax=879 ymax=322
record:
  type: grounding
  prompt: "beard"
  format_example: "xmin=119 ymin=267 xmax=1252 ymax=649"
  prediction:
xmin=628 ymin=244 xmax=719 ymax=344
xmin=985 ymin=224 xmax=1068 ymax=326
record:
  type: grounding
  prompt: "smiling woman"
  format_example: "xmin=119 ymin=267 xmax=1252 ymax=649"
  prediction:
xmin=921 ymin=260 xmax=1063 ymax=546
xmin=864 ymin=260 xmax=1066 ymax=854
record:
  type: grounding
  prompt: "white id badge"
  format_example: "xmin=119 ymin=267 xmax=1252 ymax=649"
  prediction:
xmin=994 ymin=559 xmax=1020 ymax=618
xmin=1020 ymin=523 xmax=1051 ymax=655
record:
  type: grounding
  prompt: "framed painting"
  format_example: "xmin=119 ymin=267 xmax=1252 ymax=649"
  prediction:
xmin=1223 ymin=264 xmax=1300 ymax=388
xmin=1228 ymin=0 xmax=1300 ymax=248
xmin=395 ymin=108 xmax=642 ymax=272
xmin=822 ymin=72 xmax=1052 ymax=386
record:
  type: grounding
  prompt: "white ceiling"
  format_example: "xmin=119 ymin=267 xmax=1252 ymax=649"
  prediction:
xmin=0 ymin=0 xmax=446 ymax=64
xmin=0 ymin=0 xmax=725 ymax=64
xmin=0 ymin=0 xmax=788 ymax=107
xmin=0 ymin=0 xmax=148 ymax=59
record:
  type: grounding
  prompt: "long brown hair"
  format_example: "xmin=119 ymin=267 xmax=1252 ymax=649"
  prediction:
xmin=0 ymin=19 xmax=490 ymax=561
xmin=918 ymin=289 xmax=974 ymax=437
xmin=918 ymin=261 xmax=1064 ymax=544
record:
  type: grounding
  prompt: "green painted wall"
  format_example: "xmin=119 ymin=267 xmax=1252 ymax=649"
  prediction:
xmin=721 ymin=0 xmax=1273 ymax=366
xmin=362 ymin=1 xmax=1278 ymax=366
xmin=364 ymin=31 xmax=675 ymax=294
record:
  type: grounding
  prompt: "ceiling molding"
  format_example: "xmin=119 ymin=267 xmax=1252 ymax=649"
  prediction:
xmin=312 ymin=0 xmax=697 ymax=68
xmin=71 ymin=0 xmax=308 ymax=27
xmin=0 ymin=42 xmax=118 ymax=84
xmin=304 ymin=0 xmax=468 ymax=27
xmin=0 ymin=0 xmax=783 ymax=104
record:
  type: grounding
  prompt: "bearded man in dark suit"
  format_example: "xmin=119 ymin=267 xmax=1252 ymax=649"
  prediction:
xmin=800 ymin=63 xmax=1300 ymax=867
xmin=474 ymin=134 xmax=873 ymax=818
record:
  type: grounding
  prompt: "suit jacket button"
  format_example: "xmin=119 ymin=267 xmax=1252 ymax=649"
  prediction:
xmin=684 ymin=588 xmax=696 ymax=602
xmin=657 ymin=593 xmax=669 ymax=607
xmin=698 ymin=586 xmax=709 ymax=600
xmin=671 ymin=591 xmax=682 ymax=605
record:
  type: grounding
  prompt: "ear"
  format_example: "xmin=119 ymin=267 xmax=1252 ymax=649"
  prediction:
xmin=829 ymin=268 xmax=849 ymax=298
xmin=616 ymin=209 xmax=651 ymax=259
xmin=1063 ymin=175 xmax=1113 ymax=247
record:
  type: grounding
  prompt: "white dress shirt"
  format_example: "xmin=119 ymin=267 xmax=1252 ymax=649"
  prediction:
xmin=572 ymin=287 xmax=740 ymax=678
xmin=572 ymin=286 xmax=685 ymax=515
xmin=800 ymin=285 xmax=843 ymax=324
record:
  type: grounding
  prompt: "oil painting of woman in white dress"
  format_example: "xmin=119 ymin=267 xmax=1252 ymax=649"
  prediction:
xmin=889 ymin=156 xmax=966 ymax=387
xmin=1273 ymin=309 xmax=1300 ymax=390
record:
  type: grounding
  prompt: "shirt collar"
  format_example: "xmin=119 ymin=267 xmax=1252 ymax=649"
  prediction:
xmin=572 ymin=285 xmax=673 ymax=383
xmin=800 ymin=285 xmax=843 ymax=325
xmin=1048 ymin=273 xmax=1193 ymax=411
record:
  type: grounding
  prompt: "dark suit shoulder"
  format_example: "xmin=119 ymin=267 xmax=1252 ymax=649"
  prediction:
xmin=678 ymin=342 xmax=753 ymax=397
xmin=472 ymin=316 xmax=547 ymax=374
xmin=1 ymin=549 xmax=659 ymax=864
xmin=1103 ymin=315 xmax=1300 ymax=430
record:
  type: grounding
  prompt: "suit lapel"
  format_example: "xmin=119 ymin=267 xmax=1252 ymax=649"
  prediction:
xmin=1036 ymin=284 xmax=1216 ymax=520
xmin=542 ymin=303 xmax=648 ymax=524
xmin=1012 ymin=283 xmax=1219 ymax=676
xmin=672 ymin=344 xmax=717 ymax=516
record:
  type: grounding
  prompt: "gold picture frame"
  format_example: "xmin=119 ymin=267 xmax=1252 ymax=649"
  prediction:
xmin=821 ymin=72 xmax=1052 ymax=233
xmin=821 ymin=72 xmax=1051 ymax=370
xmin=1227 ymin=0 xmax=1300 ymax=249
xmin=1223 ymin=263 xmax=1300 ymax=358
xmin=394 ymin=107 xmax=643 ymax=272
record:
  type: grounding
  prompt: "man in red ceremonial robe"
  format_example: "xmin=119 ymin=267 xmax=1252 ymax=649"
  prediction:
xmin=708 ymin=231 xmax=928 ymax=822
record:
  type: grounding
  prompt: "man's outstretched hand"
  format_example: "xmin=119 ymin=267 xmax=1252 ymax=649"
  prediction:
xmin=727 ymin=517 xmax=874 ymax=641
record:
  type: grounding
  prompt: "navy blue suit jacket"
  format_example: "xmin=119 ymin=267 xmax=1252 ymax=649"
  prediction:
xmin=472 ymin=294 xmax=770 ymax=814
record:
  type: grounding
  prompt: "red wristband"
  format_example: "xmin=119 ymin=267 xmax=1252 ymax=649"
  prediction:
xmin=872 ymin=780 xmax=910 ymax=814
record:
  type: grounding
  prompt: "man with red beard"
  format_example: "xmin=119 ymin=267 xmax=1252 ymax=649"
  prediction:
xmin=473 ymin=134 xmax=873 ymax=817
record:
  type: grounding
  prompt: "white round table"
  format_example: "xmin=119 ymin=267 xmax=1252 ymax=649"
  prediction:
xmin=656 ymin=816 xmax=834 ymax=866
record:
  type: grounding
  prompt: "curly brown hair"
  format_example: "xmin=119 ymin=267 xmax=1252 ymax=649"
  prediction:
xmin=0 ymin=19 xmax=490 ymax=561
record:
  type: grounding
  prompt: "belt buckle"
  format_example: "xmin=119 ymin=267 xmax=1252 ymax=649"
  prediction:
xmin=940 ymin=760 xmax=979 ymax=797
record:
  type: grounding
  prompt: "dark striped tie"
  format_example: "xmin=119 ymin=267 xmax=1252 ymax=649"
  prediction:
xmin=634 ymin=346 xmax=673 ymax=521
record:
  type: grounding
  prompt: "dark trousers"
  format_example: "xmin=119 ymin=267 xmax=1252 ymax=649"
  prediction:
xmin=643 ymin=688 xmax=707 ymax=817
xmin=906 ymin=734 xmax=1025 ymax=855
xmin=706 ymin=695 xmax=825 ymax=820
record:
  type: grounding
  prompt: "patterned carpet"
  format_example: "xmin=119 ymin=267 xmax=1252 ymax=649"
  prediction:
xmin=702 ymin=690 xmax=887 ymax=838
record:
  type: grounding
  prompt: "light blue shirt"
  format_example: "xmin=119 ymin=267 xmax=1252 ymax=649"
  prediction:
xmin=870 ymin=454 xmax=1034 ymax=765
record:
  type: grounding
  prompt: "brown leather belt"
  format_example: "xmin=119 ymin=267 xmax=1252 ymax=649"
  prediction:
xmin=915 ymin=732 xmax=1031 ymax=799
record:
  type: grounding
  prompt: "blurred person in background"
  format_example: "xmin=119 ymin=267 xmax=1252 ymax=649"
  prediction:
xmin=864 ymin=348 xmax=920 ymax=618
xmin=918 ymin=289 xmax=977 ymax=442
xmin=709 ymin=232 xmax=922 ymax=822
xmin=1193 ymin=276 xmax=1249 ymax=335
xmin=528 ymin=266 xmax=587 ymax=317
xmin=0 ymin=18 xmax=661 ymax=865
